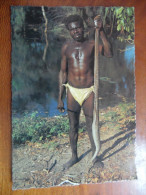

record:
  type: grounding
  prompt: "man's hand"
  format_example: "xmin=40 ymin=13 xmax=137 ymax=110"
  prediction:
xmin=57 ymin=100 xmax=65 ymax=113
xmin=94 ymin=15 xmax=103 ymax=31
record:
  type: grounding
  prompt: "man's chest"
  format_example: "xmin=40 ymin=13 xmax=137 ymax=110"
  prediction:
xmin=66 ymin=42 xmax=94 ymax=61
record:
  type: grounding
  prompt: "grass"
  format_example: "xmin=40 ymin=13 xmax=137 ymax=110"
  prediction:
xmin=12 ymin=102 xmax=135 ymax=145
xmin=12 ymin=112 xmax=70 ymax=144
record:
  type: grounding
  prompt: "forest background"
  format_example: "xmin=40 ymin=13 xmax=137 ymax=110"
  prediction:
xmin=11 ymin=6 xmax=135 ymax=145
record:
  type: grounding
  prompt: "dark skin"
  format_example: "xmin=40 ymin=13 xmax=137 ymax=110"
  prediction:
xmin=58 ymin=16 xmax=112 ymax=169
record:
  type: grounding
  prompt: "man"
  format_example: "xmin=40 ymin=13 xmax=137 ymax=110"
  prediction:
xmin=57 ymin=14 xmax=112 ymax=169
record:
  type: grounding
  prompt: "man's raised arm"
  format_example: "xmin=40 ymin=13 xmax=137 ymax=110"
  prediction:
xmin=94 ymin=15 xmax=112 ymax=58
xmin=57 ymin=43 xmax=68 ymax=112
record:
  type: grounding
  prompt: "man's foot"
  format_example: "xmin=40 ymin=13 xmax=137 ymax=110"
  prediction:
xmin=88 ymin=156 xmax=104 ymax=172
xmin=63 ymin=157 xmax=79 ymax=170
xmin=92 ymin=156 xmax=104 ymax=168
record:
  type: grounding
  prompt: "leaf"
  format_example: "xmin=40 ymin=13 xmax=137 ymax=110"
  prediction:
xmin=117 ymin=24 xmax=121 ymax=31
xmin=117 ymin=14 xmax=122 ymax=19
xmin=118 ymin=7 xmax=124 ymax=15
xmin=120 ymin=19 xmax=124 ymax=26
xmin=128 ymin=35 xmax=131 ymax=40
xmin=116 ymin=7 xmax=124 ymax=17
xmin=127 ymin=7 xmax=133 ymax=17
xmin=127 ymin=26 xmax=130 ymax=32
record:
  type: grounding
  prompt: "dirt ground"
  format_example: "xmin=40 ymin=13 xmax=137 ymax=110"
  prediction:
xmin=12 ymin=108 xmax=137 ymax=190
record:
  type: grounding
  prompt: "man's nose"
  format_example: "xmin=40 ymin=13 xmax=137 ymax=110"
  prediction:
xmin=74 ymin=28 xmax=78 ymax=33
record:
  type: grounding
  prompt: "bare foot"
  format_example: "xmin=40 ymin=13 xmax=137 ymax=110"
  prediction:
xmin=63 ymin=157 xmax=79 ymax=170
xmin=88 ymin=157 xmax=104 ymax=172
xmin=92 ymin=156 xmax=104 ymax=168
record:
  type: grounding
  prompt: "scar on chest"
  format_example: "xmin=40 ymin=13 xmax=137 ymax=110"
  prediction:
xmin=73 ymin=47 xmax=84 ymax=60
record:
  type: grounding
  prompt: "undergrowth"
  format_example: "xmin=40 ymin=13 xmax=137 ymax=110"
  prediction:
xmin=12 ymin=102 xmax=135 ymax=145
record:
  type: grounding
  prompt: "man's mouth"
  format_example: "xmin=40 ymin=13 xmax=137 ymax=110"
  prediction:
xmin=75 ymin=34 xmax=81 ymax=38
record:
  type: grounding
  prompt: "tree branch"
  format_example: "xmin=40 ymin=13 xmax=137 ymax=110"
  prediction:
xmin=41 ymin=6 xmax=49 ymax=62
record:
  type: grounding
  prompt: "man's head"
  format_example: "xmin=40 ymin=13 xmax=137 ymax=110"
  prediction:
xmin=65 ymin=15 xmax=84 ymax=42
xmin=65 ymin=15 xmax=84 ymax=30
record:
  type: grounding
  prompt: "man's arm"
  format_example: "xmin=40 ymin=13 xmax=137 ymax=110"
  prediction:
xmin=94 ymin=15 xmax=112 ymax=58
xmin=100 ymin=30 xmax=112 ymax=57
xmin=57 ymin=43 xmax=68 ymax=112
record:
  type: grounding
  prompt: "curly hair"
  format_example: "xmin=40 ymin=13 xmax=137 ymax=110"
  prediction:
xmin=64 ymin=15 xmax=84 ymax=30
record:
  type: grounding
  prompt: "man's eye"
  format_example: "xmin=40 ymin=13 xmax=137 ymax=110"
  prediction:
xmin=69 ymin=27 xmax=81 ymax=32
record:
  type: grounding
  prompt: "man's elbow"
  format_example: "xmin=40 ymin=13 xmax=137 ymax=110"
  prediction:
xmin=104 ymin=52 xmax=113 ymax=58
xmin=104 ymin=47 xmax=113 ymax=58
xmin=102 ymin=46 xmax=113 ymax=58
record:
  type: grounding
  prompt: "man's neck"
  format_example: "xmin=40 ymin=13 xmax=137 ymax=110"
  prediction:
xmin=73 ymin=37 xmax=85 ymax=44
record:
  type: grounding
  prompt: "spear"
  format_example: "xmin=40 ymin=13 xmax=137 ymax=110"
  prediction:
xmin=92 ymin=16 xmax=101 ymax=161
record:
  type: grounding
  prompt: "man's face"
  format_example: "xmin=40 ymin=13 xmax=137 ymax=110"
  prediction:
xmin=68 ymin=21 xmax=84 ymax=42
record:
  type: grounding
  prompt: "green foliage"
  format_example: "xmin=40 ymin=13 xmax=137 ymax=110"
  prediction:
xmin=118 ymin=102 xmax=135 ymax=118
xmin=113 ymin=7 xmax=134 ymax=42
xmin=12 ymin=112 xmax=70 ymax=145
xmin=49 ymin=117 xmax=70 ymax=136
xmin=102 ymin=110 xmax=119 ymax=123
xmin=11 ymin=6 xmax=135 ymax=111
xmin=12 ymin=102 xmax=135 ymax=145
xmin=79 ymin=128 xmax=85 ymax=133
xmin=99 ymin=102 xmax=135 ymax=134
xmin=99 ymin=7 xmax=134 ymax=42
xmin=101 ymin=102 xmax=135 ymax=124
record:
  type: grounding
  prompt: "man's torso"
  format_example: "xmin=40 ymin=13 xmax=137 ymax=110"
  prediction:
xmin=65 ymin=40 xmax=95 ymax=88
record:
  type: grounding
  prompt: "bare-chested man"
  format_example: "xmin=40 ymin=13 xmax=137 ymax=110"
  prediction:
xmin=57 ymin=15 xmax=112 ymax=169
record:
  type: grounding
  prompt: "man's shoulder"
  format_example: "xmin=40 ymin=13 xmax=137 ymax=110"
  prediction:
xmin=85 ymin=39 xmax=103 ymax=47
xmin=61 ymin=41 xmax=72 ymax=51
xmin=62 ymin=40 xmax=72 ymax=47
xmin=82 ymin=39 xmax=95 ymax=49
xmin=61 ymin=41 xmax=70 ymax=54
xmin=86 ymin=39 xmax=95 ymax=45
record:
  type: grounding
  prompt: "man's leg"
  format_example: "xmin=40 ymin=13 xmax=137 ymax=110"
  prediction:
xmin=82 ymin=92 xmax=96 ymax=155
xmin=83 ymin=93 xmax=103 ymax=167
xmin=63 ymin=89 xmax=81 ymax=169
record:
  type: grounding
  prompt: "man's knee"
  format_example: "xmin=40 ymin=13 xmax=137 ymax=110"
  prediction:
xmin=84 ymin=113 xmax=93 ymax=119
xmin=68 ymin=111 xmax=80 ymax=131
xmin=85 ymin=114 xmax=93 ymax=122
xmin=69 ymin=120 xmax=79 ymax=132
xmin=85 ymin=115 xmax=93 ymax=129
